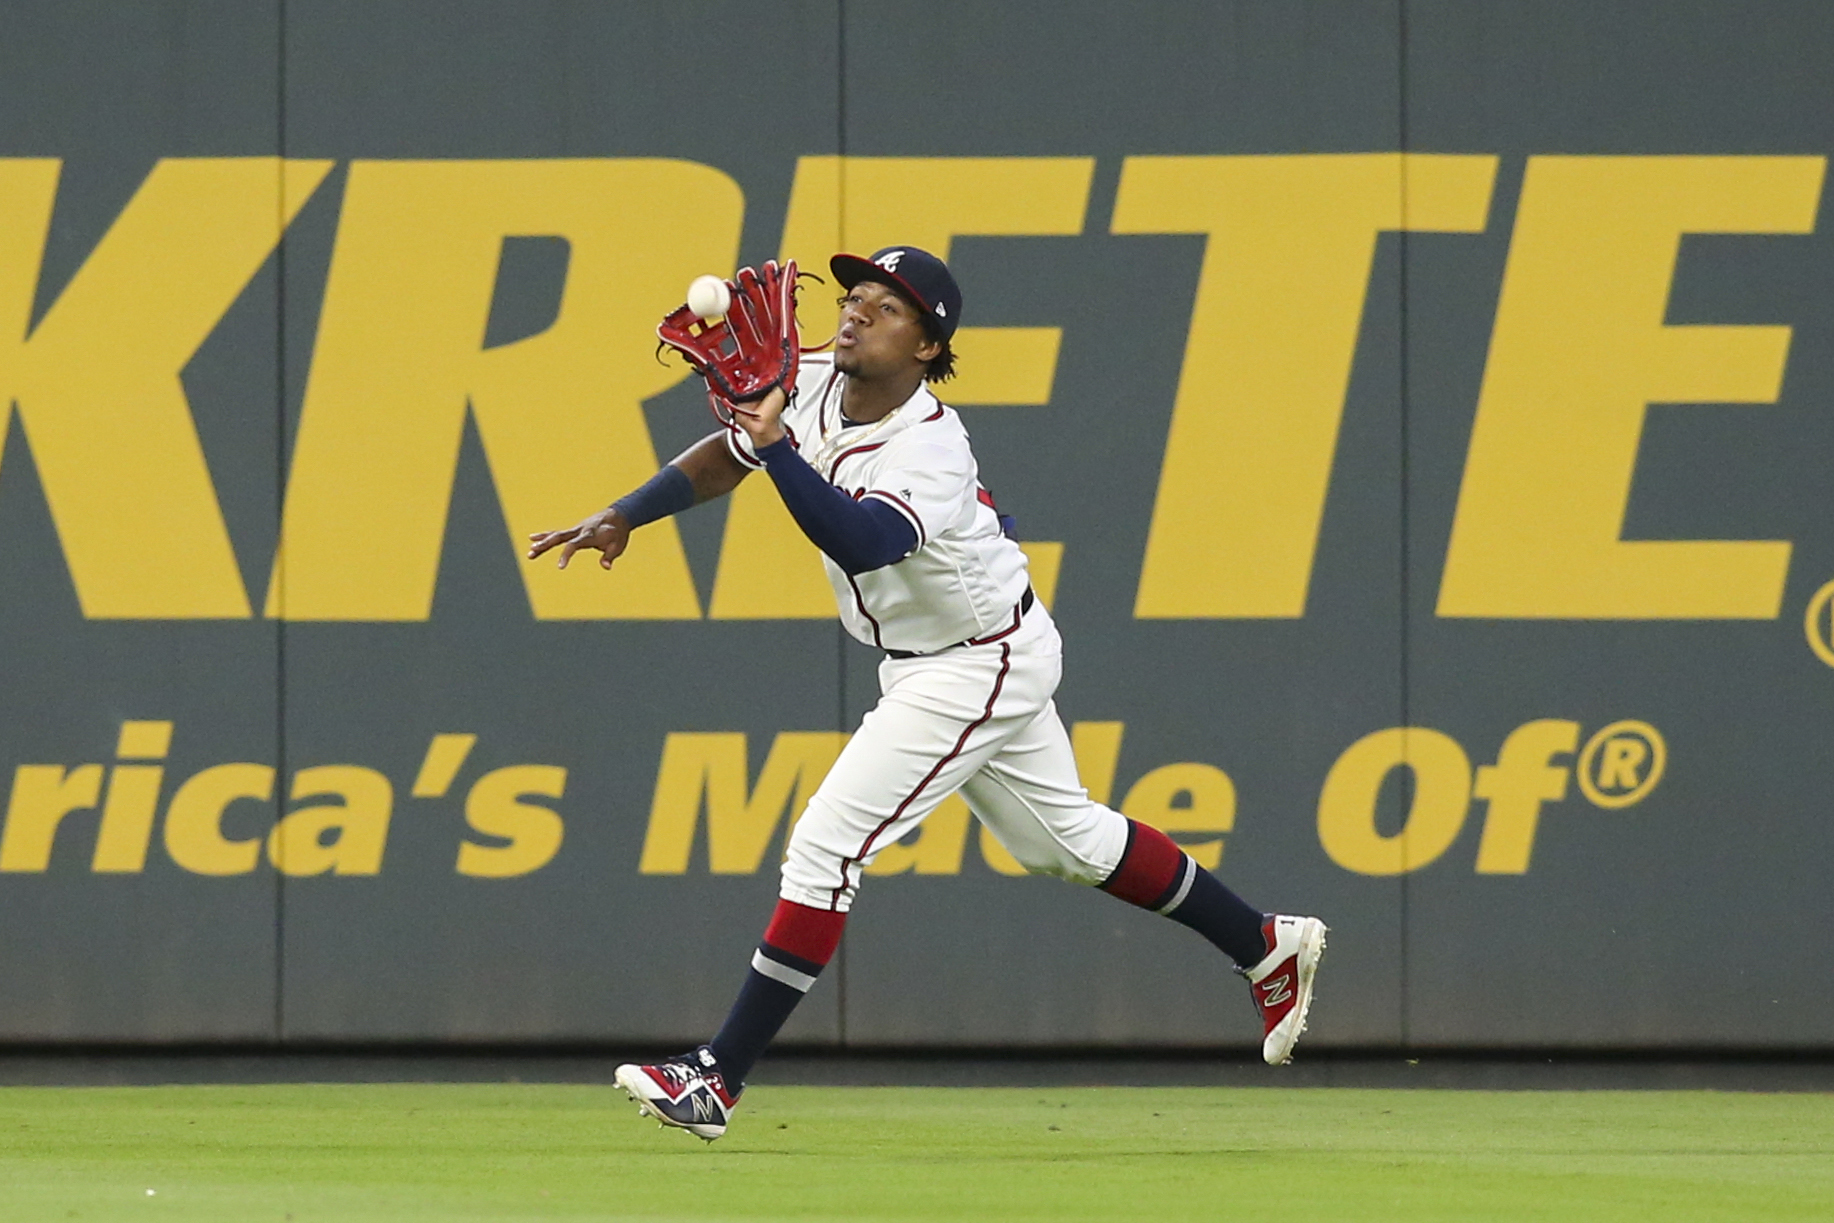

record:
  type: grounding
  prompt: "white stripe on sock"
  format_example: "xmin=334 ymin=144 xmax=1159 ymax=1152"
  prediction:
xmin=1154 ymin=856 xmax=1197 ymax=915
xmin=751 ymin=948 xmax=816 ymax=993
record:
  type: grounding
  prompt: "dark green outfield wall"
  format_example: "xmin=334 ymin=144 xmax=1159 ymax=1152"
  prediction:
xmin=1 ymin=0 xmax=1830 ymax=1049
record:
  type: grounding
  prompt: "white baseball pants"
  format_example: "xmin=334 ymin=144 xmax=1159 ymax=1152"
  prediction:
xmin=779 ymin=605 xmax=1131 ymax=912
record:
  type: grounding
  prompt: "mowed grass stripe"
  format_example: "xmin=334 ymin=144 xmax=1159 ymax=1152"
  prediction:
xmin=1 ymin=1083 xmax=1829 ymax=1221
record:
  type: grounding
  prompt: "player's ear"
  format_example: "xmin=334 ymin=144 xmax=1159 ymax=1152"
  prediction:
xmin=914 ymin=334 xmax=942 ymax=364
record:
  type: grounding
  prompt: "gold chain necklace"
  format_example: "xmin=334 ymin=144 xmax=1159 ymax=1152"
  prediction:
xmin=807 ymin=384 xmax=915 ymax=478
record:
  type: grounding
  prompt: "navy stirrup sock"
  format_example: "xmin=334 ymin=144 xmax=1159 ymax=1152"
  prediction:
xmin=1172 ymin=868 xmax=1271 ymax=969
xmin=709 ymin=900 xmax=847 ymax=1085
xmin=1099 ymin=818 xmax=1267 ymax=969
xmin=709 ymin=972 xmax=803 ymax=1086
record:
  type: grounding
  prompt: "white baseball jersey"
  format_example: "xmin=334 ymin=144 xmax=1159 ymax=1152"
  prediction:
xmin=723 ymin=353 xmax=1032 ymax=653
xmin=719 ymin=358 xmax=1126 ymax=915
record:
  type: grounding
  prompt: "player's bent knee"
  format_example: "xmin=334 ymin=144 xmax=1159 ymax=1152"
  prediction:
xmin=1004 ymin=840 xmax=1109 ymax=887
xmin=1053 ymin=857 xmax=1113 ymax=888
xmin=778 ymin=796 xmax=863 ymax=905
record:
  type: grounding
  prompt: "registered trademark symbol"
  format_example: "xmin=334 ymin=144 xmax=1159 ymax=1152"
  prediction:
xmin=1577 ymin=720 xmax=1666 ymax=809
xmin=1805 ymin=579 xmax=1834 ymax=670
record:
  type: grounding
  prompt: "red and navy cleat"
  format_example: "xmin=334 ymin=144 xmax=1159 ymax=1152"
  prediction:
xmin=614 ymin=1046 xmax=740 ymax=1141
xmin=1244 ymin=915 xmax=1328 ymax=1065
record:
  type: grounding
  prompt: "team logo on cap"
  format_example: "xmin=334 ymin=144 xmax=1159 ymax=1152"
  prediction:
xmin=874 ymin=250 xmax=905 ymax=272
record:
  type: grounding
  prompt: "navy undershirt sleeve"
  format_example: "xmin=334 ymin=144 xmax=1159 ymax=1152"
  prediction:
xmin=756 ymin=438 xmax=918 ymax=575
xmin=610 ymin=464 xmax=695 ymax=527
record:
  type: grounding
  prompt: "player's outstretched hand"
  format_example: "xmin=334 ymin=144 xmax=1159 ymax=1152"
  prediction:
xmin=526 ymin=509 xmax=631 ymax=570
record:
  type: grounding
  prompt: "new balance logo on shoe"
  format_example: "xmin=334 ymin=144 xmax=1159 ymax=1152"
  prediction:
xmin=1259 ymin=973 xmax=1294 ymax=1008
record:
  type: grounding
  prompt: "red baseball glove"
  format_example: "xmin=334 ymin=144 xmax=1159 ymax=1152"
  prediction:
xmin=657 ymin=260 xmax=808 ymax=423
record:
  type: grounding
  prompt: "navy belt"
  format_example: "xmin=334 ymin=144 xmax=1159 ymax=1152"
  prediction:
xmin=885 ymin=586 xmax=1034 ymax=660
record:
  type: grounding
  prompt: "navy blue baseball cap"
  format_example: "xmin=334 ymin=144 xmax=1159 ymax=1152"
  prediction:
xmin=831 ymin=246 xmax=963 ymax=341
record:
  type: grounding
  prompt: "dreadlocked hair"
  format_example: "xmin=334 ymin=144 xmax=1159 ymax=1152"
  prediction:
xmin=920 ymin=315 xmax=957 ymax=383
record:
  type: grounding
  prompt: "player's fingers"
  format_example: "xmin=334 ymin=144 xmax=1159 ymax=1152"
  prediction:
xmin=555 ymin=529 xmax=592 ymax=569
xmin=547 ymin=528 xmax=586 ymax=554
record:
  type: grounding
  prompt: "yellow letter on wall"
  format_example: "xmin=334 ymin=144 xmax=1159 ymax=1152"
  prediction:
xmin=1439 ymin=156 xmax=1822 ymax=618
xmin=1317 ymin=727 xmax=1471 ymax=876
xmin=92 ymin=718 xmax=176 ymax=873
xmin=163 ymin=763 xmax=273 ymax=876
xmin=0 ymin=764 xmax=103 ymax=872
xmin=0 ymin=159 xmax=331 ymax=617
xmin=1113 ymin=154 xmax=1496 ymax=618
xmin=457 ymin=765 xmax=566 ymax=878
xmin=1472 ymin=719 xmax=1579 ymax=874
xmin=268 ymin=765 xmax=392 ymax=876
xmin=271 ymin=160 xmax=741 ymax=621
xmin=640 ymin=732 xmax=847 ymax=874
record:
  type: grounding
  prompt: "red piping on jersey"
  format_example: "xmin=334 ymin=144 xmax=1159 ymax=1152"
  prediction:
xmin=843 ymin=570 xmax=885 ymax=648
xmin=830 ymin=643 xmax=1013 ymax=908
xmin=820 ymin=395 xmax=938 ymax=478
xmin=965 ymin=598 xmax=1025 ymax=646
xmin=824 ymin=440 xmax=888 ymax=482
xmin=862 ymin=490 xmax=926 ymax=548
xmin=725 ymin=419 xmax=763 ymax=469
xmin=727 ymin=420 xmax=800 ymax=468
xmin=815 ymin=367 xmax=843 ymax=435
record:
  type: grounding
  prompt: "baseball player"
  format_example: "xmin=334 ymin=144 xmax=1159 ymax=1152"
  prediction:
xmin=527 ymin=246 xmax=1326 ymax=1142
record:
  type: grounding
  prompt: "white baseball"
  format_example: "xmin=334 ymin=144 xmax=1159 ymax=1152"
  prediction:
xmin=687 ymin=274 xmax=731 ymax=320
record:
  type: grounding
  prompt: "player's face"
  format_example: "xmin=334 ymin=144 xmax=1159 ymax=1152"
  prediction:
xmin=834 ymin=281 xmax=941 ymax=379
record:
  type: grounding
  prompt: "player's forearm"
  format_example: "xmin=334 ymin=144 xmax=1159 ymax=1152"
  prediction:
xmin=610 ymin=433 xmax=749 ymax=530
xmin=756 ymin=438 xmax=916 ymax=574
xmin=671 ymin=432 xmax=751 ymax=503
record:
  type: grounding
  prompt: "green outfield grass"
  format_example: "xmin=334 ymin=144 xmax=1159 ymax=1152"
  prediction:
xmin=1 ymin=1082 xmax=1828 ymax=1221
